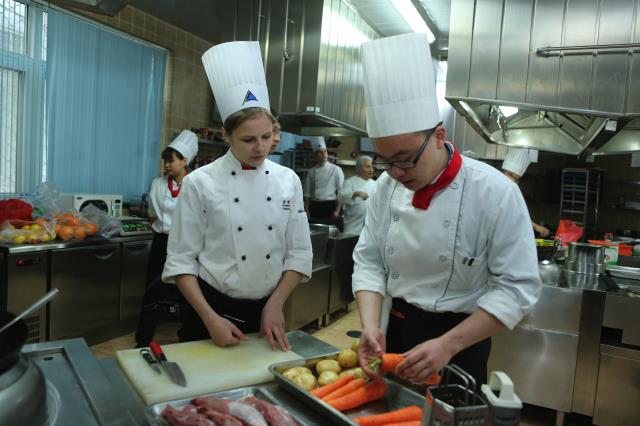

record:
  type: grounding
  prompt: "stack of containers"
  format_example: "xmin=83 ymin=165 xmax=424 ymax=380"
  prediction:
xmin=565 ymin=243 xmax=606 ymax=287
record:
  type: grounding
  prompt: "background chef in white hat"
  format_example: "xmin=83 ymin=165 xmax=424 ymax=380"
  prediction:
xmin=303 ymin=136 xmax=345 ymax=221
xmin=146 ymin=129 xmax=198 ymax=286
xmin=162 ymin=41 xmax=312 ymax=351
xmin=352 ymin=32 xmax=541 ymax=385
xmin=502 ymin=148 xmax=551 ymax=237
xmin=338 ymin=155 xmax=376 ymax=235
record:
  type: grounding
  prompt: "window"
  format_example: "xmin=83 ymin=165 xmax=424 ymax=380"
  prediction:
xmin=1 ymin=1 xmax=166 ymax=201
xmin=0 ymin=0 xmax=46 ymax=196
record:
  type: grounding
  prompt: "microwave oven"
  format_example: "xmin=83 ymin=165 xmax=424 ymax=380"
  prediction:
xmin=59 ymin=193 xmax=123 ymax=217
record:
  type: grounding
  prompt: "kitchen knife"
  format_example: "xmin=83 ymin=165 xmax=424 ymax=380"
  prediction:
xmin=140 ymin=348 xmax=161 ymax=374
xmin=149 ymin=341 xmax=187 ymax=387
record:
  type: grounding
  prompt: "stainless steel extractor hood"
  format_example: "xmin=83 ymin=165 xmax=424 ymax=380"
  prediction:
xmin=234 ymin=0 xmax=377 ymax=136
xmin=446 ymin=0 xmax=640 ymax=156
xmin=594 ymin=119 xmax=640 ymax=156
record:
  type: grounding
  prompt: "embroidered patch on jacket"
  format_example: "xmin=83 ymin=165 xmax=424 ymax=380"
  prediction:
xmin=281 ymin=199 xmax=292 ymax=210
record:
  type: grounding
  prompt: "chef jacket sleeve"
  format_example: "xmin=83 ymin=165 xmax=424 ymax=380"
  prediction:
xmin=147 ymin=178 xmax=160 ymax=219
xmin=162 ymin=175 xmax=205 ymax=283
xmin=284 ymin=175 xmax=313 ymax=281
xmin=335 ymin=166 xmax=345 ymax=198
xmin=476 ymin=183 xmax=542 ymax=329
xmin=352 ymin=182 xmax=387 ymax=296
xmin=338 ymin=178 xmax=355 ymax=206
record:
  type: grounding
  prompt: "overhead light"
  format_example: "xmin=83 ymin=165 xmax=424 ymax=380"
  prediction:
xmin=391 ymin=0 xmax=436 ymax=43
xmin=499 ymin=106 xmax=519 ymax=118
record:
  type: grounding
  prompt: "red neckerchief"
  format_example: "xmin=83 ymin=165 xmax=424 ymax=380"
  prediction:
xmin=241 ymin=165 xmax=257 ymax=170
xmin=168 ymin=174 xmax=187 ymax=198
xmin=412 ymin=145 xmax=462 ymax=210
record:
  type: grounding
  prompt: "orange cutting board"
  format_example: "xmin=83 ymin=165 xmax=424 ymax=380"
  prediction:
xmin=116 ymin=334 xmax=301 ymax=405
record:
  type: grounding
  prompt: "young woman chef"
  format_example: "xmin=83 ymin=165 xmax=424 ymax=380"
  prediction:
xmin=162 ymin=41 xmax=312 ymax=352
xmin=146 ymin=130 xmax=198 ymax=286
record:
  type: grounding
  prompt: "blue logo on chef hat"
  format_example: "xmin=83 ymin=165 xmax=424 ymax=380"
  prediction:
xmin=243 ymin=90 xmax=258 ymax=105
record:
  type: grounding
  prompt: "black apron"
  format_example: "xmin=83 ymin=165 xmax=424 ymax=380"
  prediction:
xmin=146 ymin=232 xmax=169 ymax=288
xmin=386 ymin=297 xmax=491 ymax=386
xmin=309 ymin=199 xmax=338 ymax=220
xmin=178 ymin=277 xmax=269 ymax=342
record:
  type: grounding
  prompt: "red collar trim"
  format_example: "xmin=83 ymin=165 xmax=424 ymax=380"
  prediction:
xmin=241 ymin=164 xmax=257 ymax=170
xmin=412 ymin=146 xmax=462 ymax=210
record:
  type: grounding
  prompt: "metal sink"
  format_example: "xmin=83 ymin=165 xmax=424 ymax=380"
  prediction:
xmin=309 ymin=223 xmax=340 ymax=238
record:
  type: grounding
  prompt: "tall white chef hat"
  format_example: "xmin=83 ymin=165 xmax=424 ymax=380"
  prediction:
xmin=168 ymin=130 xmax=198 ymax=163
xmin=310 ymin=136 xmax=326 ymax=151
xmin=362 ymin=32 xmax=440 ymax=138
xmin=502 ymin=148 xmax=532 ymax=178
xmin=202 ymin=41 xmax=270 ymax=123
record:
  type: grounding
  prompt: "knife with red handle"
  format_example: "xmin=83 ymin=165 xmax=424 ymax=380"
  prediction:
xmin=149 ymin=341 xmax=187 ymax=387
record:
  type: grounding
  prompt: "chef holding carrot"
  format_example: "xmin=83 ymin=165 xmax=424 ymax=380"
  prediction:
xmin=162 ymin=41 xmax=312 ymax=351
xmin=352 ymin=33 xmax=541 ymax=385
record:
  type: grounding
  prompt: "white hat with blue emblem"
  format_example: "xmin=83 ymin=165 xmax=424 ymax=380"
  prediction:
xmin=202 ymin=41 xmax=270 ymax=123
xmin=362 ymin=32 xmax=439 ymax=138
xmin=310 ymin=136 xmax=326 ymax=152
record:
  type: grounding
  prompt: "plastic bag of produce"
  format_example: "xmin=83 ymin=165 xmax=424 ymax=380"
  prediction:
xmin=77 ymin=204 xmax=121 ymax=238
xmin=53 ymin=211 xmax=98 ymax=241
xmin=0 ymin=217 xmax=57 ymax=244
xmin=18 ymin=182 xmax=61 ymax=217
xmin=555 ymin=219 xmax=583 ymax=245
xmin=0 ymin=199 xmax=33 ymax=223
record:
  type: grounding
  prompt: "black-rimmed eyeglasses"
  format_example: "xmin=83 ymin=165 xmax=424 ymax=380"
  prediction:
xmin=372 ymin=122 xmax=442 ymax=171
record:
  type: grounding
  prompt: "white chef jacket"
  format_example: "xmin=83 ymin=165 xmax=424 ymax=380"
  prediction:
xmin=304 ymin=162 xmax=344 ymax=201
xmin=352 ymin=155 xmax=541 ymax=330
xmin=339 ymin=176 xmax=377 ymax=235
xmin=162 ymin=150 xmax=313 ymax=299
xmin=148 ymin=175 xmax=181 ymax=234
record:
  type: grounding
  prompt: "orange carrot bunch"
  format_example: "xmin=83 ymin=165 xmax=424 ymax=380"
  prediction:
xmin=369 ymin=353 xmax=441 ymax=385
xmin=325 ymin=380 xmax=388 ymax=412
xmin=354 ymin=405 xmax=423 ymax=425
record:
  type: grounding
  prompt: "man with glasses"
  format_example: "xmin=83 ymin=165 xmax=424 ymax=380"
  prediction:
xmin=353 ymin=33 xmax=541 ymax=386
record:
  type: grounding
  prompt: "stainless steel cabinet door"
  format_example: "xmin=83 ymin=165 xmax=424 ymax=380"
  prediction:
xmin=50 ymin=244 xmax=121 ymax=339
xmin=7 ymin=253 xmax=48 ymax=342
xmin=120 ymin=240 xmax=151 ymax=320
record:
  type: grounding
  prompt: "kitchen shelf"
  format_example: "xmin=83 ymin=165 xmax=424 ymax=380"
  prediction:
xmin=612 ymin=206 xmax=640 ymax=212
xmin=560 ymin=168 xmax=602 ymax=242
xmin=198 ymin=139 xmax=228 ymax=148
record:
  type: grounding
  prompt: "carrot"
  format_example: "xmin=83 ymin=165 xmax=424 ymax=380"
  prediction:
xmin=326 ymin=380 xmax=388 ymax=412
xmin=353 ymin=405 xmax=422 ymax=425
xmin=310 ymin=375 xmax=356 ymax=398
xmin=322 ymin=378 xmax=366 ymax=401
xmin=379 ymin=422 xmax=421 ymax=426
xmin=380 ymin=353 xmax=405 ymax=373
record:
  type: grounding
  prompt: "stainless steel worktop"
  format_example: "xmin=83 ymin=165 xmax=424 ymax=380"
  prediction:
xmin=0 ymin=234 xmax=153 ymax=255
xmin=98 ymin=330 xmax=340 ymax=425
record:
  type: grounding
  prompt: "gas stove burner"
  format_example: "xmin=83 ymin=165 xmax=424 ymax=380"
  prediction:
xmin=44 ymin=380 xmax=61 ymax=426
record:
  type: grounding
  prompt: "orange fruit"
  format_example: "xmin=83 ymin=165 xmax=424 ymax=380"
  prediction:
xmin=64 ymin=217 xmax=81 ymax=227
xmin=83 ymin=223 xmax=97 ymax=235
xmin=58 ymin=226 xmax=74 ymax=241
xmin=73 ymin=227 xmax=86 ymax=240
xmin=55 ymin=223 xmax=62 ymax=234
xmin=35 ymin=217 xmax=49 ymax=225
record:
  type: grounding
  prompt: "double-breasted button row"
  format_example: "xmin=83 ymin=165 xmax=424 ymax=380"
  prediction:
xmin=240 ymin=254 xmax=272 ymax=261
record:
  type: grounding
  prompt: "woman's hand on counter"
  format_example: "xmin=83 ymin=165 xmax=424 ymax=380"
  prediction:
xmin=358 ymin=325 xmax=386 ymax=377
xmin=260 ymin=298 xmax=290 ymax=352
xmin=204 ymin=314 xmax=248 ymax=347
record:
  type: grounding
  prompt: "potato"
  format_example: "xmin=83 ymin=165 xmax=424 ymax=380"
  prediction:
xmin=316 ymin=359 xmax=341 ymax=375
xmin=339 ymin=367 xmax=367 ymax=380
xmin=337 ymin=349 xmax=358 ymax=369
xmin=318 ymin=371 xmax=339 ymax=386
xmin=282 ymin=366 xmax=313 ymax=380
xmin=293 ymin=373 xmax=317 ymax=391
xmin=351 ymin=338 xmax=360 ymax=353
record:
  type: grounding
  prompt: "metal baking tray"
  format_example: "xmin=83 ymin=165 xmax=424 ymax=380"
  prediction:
xmin=268 ymin=354 xmax=426 ymax=426
xmin=607 ymin=265 xmax=640 ymax=281
xmin=145 ymin=386 xmax=303 ymax=426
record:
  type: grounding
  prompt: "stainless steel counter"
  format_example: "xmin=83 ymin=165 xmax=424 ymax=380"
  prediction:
xmin=0 ymin=234 xmax=153 ymax=254
xmin=98 ymin=330 xmax=340 ymax=425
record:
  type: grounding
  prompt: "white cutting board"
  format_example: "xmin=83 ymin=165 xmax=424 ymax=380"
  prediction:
xmin=116 ymin=334 xmax=301 ymax=405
